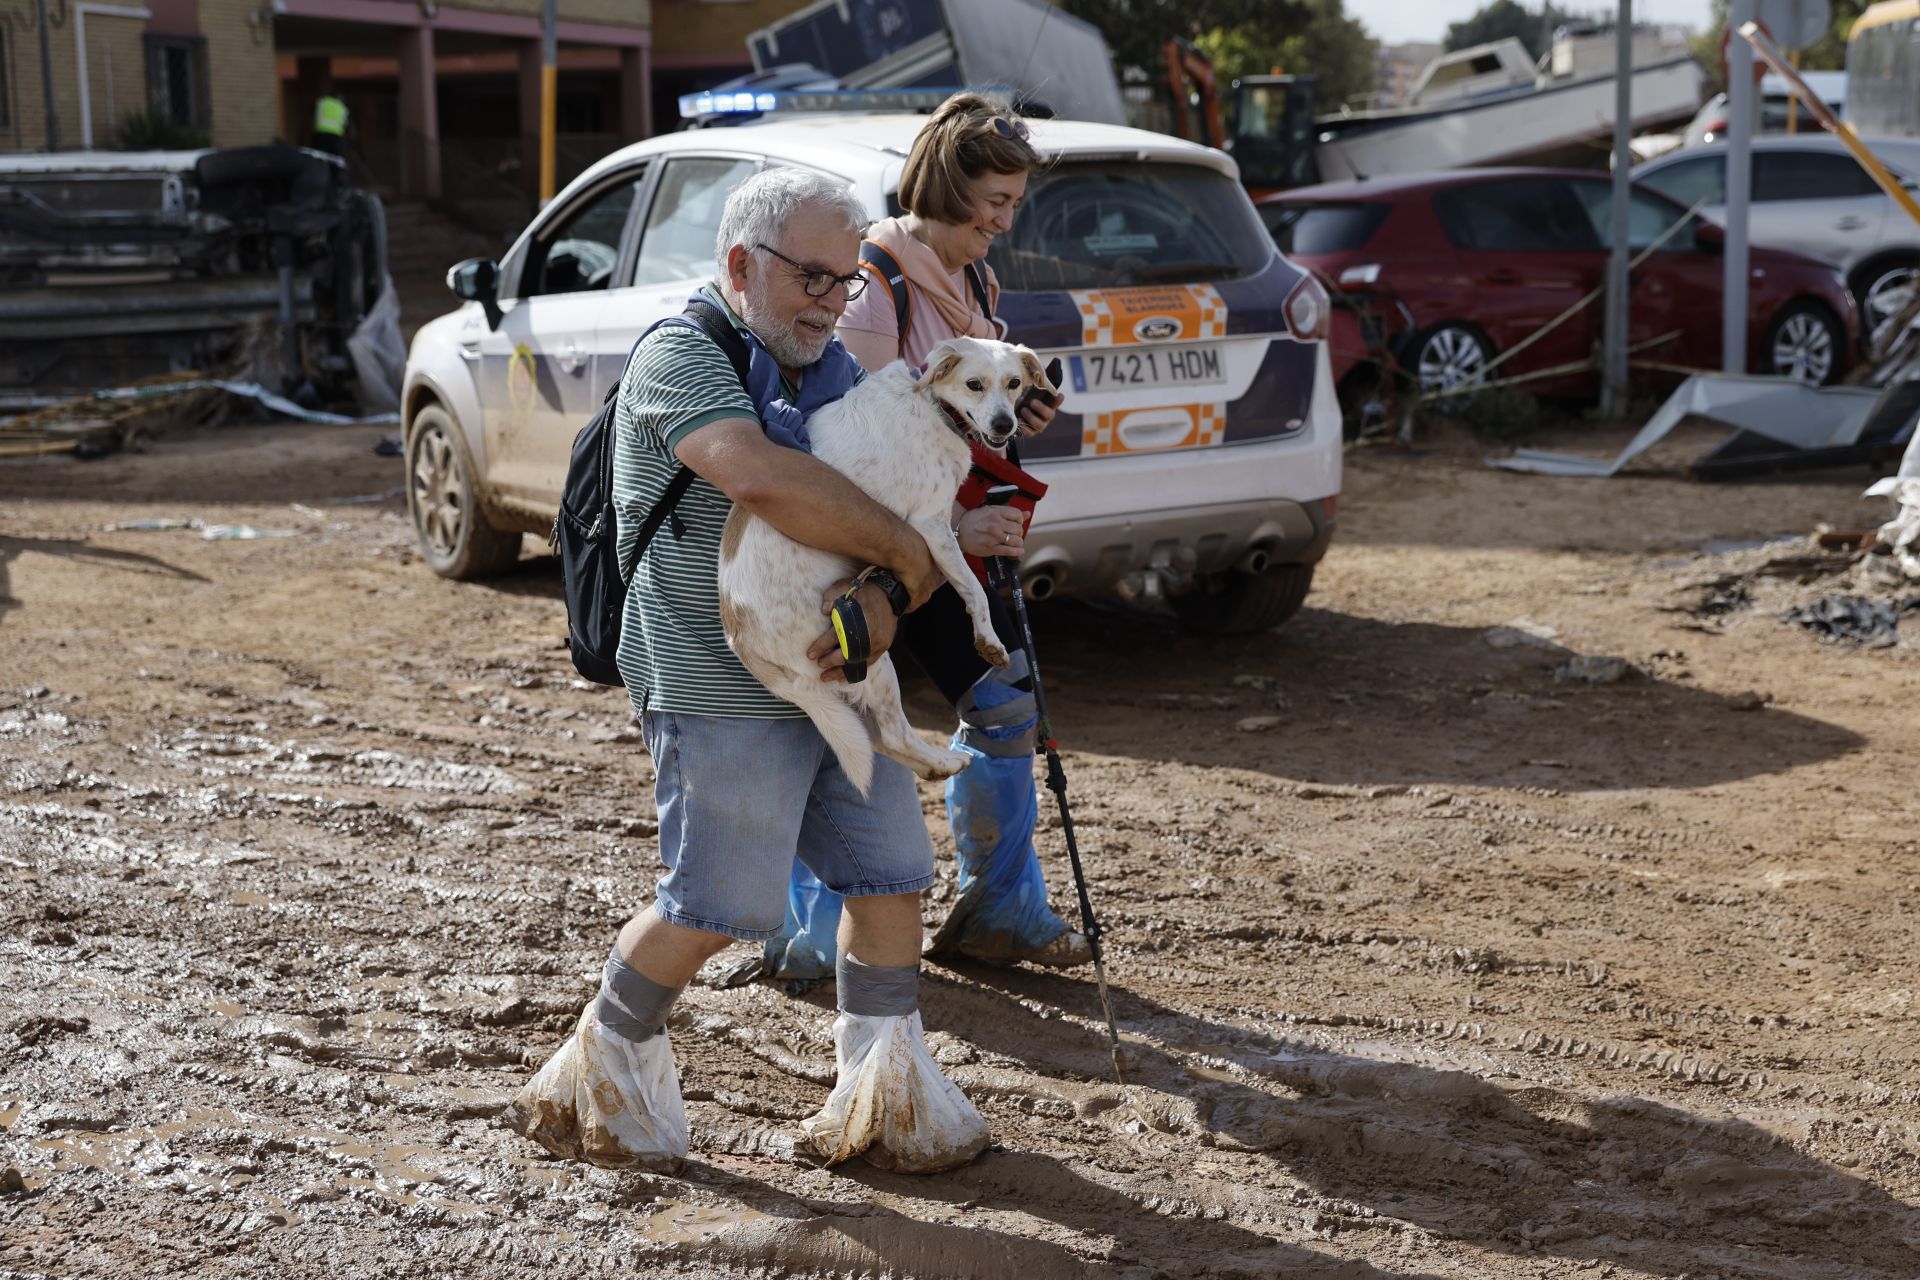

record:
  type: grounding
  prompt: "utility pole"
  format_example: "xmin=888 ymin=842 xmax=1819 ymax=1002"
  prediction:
xmin=1723 ymin=0 xmax=1756 ymax=373
xmin=540 ymin=0 xmax=557 ymax=204
xmin=34 ymin=0 xmax=59 ymax=152
xmin=1601 ymin=0 xmax=1633 ymax=418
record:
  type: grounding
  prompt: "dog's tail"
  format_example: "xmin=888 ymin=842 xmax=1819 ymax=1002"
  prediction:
xmin=806 ymin=696 xmax=875 ymax=797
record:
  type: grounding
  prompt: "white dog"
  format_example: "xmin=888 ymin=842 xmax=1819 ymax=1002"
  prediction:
xmin=718 ymin=336 xmax=1057 ymax=795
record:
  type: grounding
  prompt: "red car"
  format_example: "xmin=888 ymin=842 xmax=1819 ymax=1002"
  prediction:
xmin=1259 ymin=169 xmax=1862 ymax=401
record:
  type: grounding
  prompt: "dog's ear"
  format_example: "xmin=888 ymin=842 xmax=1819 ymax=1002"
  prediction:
xmin=913 ymin=341 xmax=966 ymax=392
xmin=1017 ymin=346 xmax=1057 ymax=398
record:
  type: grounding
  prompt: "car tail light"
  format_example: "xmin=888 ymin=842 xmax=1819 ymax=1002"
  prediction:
xmin=1285 ymin=275 xmax=1330 ymax=342
xmin=1338 ymin=263 xmax=1381 ymax=287
xmin=1321 ymin=494 xmax=1338 ymax=521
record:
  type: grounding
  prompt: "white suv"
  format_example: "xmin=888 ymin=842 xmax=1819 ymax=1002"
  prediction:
xmin=403 ymin=112 xmax=1341 ymax=633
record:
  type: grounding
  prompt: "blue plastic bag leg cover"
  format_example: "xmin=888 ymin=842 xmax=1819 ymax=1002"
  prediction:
xmin=927 ymin=660 xmax=1070 ymax=960
xmin=763 ymin=861 xmax=843 ymax=981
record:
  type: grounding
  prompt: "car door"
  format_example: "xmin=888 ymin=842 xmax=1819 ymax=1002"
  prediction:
xmin=1752 ymin=149 xmax=1889 ymax=270
xmin=614 ymin=153 xmax=764 ymax=378
xmin=1570 ymin=179 xmax=1726 ymax=373
xmin=479 ymin=166 xmax=649 ymax=508
xmin=1426 ymin=177 xmax=1604 ymax=385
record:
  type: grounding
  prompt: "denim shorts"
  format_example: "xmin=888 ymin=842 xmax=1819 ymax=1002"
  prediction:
xmin=638 ymin=710 xmax=937 ymax=940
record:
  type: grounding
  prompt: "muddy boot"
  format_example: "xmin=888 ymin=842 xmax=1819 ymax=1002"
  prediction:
xmin=503 ymin=948 xmax=687 ymax=1171
xmin=798 ymin=955 xmax=988 ymax=1174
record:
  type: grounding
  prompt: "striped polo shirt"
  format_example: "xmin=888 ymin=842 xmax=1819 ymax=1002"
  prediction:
xmin=610 ymin=287 xmax=822 ymax=719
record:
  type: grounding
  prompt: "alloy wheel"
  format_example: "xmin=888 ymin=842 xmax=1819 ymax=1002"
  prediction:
xmin=1417 ymin=326 xmax=1489 ymax=394
xmin=1864 ymin=266 xmax=1917 ymax=352
xmin=1770 ymin=311 xmax=1835 ymax=384
xmin=410 ymin=421 xmax=466 ymax=559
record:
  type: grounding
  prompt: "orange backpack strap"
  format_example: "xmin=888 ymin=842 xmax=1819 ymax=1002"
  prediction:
xmin=858 ymin=239 xmax=912 ymax=348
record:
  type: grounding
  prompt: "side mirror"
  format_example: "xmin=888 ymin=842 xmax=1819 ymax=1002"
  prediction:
xmin=447 ymin=257 xmax=502 ymax=330
xmin=1692 ymin=220 xmax=1725 ymax=255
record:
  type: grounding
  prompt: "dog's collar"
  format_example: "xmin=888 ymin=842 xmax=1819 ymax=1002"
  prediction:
xmin=934 ymin=397 xmax=976 ymax=442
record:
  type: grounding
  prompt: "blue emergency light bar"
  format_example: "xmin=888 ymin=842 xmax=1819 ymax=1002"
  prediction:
xmin=677 ymin=86 xmax=1003 ymax=120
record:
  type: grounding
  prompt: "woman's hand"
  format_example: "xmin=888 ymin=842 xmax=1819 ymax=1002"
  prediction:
xmin=1017 ymin=393 xmax=1057 ymax=438
xmin=954 ymin=504 xmax=1026 ymax=558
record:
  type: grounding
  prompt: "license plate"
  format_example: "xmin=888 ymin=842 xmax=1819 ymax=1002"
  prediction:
xmin=1067 ymin=345 xmax=1225 ymax=395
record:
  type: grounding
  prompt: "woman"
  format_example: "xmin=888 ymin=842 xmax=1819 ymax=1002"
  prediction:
xmin=763 ymin=93 xmax=1090 ymax=978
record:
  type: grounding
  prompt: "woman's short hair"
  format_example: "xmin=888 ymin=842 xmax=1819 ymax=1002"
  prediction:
xmin=714 ymin=167 xmax=868 ymax=280
xmin=896 ymin=92 xmax=1041 ymax=225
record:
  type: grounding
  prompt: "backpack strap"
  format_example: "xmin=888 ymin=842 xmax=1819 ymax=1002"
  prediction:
xmin=625 ymin=297 xmax=754 ymax=556
xmin=963 ymin=262 xmax=996 ymax=333
xmin=859 ymin=240 xmax=911 ymax=347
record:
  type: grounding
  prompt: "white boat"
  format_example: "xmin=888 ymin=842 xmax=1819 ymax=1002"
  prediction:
xmin=1310 ymin=28 xmax=1707 ymax=182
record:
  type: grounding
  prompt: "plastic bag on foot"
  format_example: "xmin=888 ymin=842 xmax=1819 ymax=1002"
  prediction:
xmin=799 ymin=1011 xmax=989 ymax=1173
xmin=504 ymin=1005 xmax=687 ymax=1170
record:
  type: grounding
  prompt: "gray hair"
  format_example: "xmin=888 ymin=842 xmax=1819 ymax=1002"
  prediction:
xmin=714 ymin=167 xmax=869 ymax=279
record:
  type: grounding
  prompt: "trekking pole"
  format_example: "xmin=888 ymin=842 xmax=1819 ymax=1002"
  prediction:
xmin=984 ymin=542 xmax=1127 ymax=1086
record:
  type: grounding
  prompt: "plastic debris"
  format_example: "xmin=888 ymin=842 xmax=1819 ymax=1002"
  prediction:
xmin=199 ymin=525 xmax=297 ymax=541
xmin=504 ymin=1006 xmax=687 ymax=1171
xmin=1783 ymin=595 xmax=1920 ymax=648
xmin=102 ymin=518 xmax=196 ymax=532
xmin=799 ymin=1010 xmax=989 ymax=1173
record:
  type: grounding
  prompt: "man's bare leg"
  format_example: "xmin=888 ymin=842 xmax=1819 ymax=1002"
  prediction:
xmin=839 ymin=891 xmax=922 ymax=966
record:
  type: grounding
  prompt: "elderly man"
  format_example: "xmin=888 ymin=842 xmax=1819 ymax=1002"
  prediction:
xmin=505 ymin=168 xmax=990 ymax=1174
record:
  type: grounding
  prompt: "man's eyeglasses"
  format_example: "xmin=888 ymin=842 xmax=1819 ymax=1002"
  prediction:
xmin=989 ymin=116 xmax=1031 ymax=143
xmin=753 ymin=243 xmax=868 ymax=300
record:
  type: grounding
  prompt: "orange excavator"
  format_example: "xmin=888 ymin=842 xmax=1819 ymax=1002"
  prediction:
xmin=1161 ymin=37 xmax=1322 ymax=201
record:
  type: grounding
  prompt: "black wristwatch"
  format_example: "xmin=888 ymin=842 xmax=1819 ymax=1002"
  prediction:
xmin=854 ymin=566 xmax=910 ymax=617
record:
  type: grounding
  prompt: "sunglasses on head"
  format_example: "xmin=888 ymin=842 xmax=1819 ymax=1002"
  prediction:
xmin=989 ymin=116 xmax=1030 ymax=142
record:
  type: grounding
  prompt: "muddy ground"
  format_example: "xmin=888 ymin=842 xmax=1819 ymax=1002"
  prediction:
xmin=3 ymin=417 xmax=1918 ymax=1279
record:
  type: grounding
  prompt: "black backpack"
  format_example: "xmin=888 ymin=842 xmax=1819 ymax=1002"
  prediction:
xmin=552 ymin=298 xmax=750 ymax=687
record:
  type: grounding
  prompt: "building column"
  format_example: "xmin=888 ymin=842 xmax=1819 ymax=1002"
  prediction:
xmin=288 ymin=55 xmax=330 ymax=148
xmin=620 ymin=44 xmax=650 ymax=142
xmin=518 ymin=40 xmax=543 ymax=202
xmin=398 ymin=25 xmax=440 ymax=199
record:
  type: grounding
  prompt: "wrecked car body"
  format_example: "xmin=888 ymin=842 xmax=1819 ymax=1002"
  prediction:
xmin=0 ymin=145 xmax=392 ymax=413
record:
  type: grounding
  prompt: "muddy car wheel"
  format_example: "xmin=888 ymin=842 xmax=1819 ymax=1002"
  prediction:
xmin=406 ymin=404 xmax=521 ymax=579
xmin=1762 ymin=302 xmax=1840 ymax=385
xmin=1412 ymin=323 xmax=1493 ymax=407
xmin=1169 ymin=563 xmax=1315 ymax=636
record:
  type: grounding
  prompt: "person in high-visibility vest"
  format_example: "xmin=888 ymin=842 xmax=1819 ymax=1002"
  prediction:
xmin=311 ymin=89 xmax=349 ymax=157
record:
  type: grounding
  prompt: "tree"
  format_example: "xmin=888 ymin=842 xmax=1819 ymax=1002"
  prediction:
xmin=1695 ymin=0 xmax=1867 ymax=92
xmin=1196 ymin=0 xmax=1379 ymax=108
xmin=1059 ymin=0 xmax=1310 ymax=77
xmin=1444 ymin=0 xmax=1570 ymax=60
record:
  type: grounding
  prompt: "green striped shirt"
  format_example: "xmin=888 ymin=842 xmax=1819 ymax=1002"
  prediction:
xmin=611 ymin=288 xmax=804 ymax=719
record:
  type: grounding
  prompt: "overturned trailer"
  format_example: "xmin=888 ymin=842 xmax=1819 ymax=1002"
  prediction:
xmin=0 ymin=145 xmax=391 ymax=413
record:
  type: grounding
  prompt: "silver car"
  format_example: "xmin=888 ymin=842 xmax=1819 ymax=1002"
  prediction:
xmin=1635 ymin=134 xmax=1920 ymax=347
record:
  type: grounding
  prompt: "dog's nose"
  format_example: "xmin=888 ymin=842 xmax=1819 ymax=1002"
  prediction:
xmin=990 ymin=413 xmax=1015 ymax=436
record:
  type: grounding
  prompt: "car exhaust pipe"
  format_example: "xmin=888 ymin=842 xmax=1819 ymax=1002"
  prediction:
xmin=1023 ymin=567 xmax=1060 ymax=601
xmin=1234 ymin=546 xmax=1272 ymax=575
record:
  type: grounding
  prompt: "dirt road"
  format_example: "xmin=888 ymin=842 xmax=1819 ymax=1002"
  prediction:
xmin=4 ymin=420 xmax=1918 ymax=1278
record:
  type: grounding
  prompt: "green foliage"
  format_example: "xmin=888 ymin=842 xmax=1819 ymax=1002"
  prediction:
xmin=1196 ymin=0 xmax=1379 ymax=108
xmin=116 ymin=106 xmax=210 ymax=151
xmin=1059 ymin=0 xmax=1310 ymax=76
xmin=1444 ymin=0 xmax=1571 ymax=59
xmin=1435 ymin=383 xmax=1543 ymax=441
xmin=1691 ymin=0 xmax=1864 ymax=87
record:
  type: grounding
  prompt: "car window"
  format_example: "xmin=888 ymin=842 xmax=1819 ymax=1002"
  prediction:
xmin=1639 ymin=155 xmax=1725 ymax=208
xmin=1264 ymin=201 xmax=1390 ymax=255
xmin=521 ymin=173 xmax=645 ymax=298
xmin=1754 ymin=151 xmax=1886 ymax=201
xmin=1571 ymin=182 xmax=1699 ymax=253
xmin=632 ymin=156 xmax=760 ymax=286
xmin=985 ymin=160 xmax=1274 ymax=290
xmin=1430 ymin=179 xmax=1601 ymax=252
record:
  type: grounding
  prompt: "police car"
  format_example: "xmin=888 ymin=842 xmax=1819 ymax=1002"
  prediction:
xmin=402 ymin=92 xmax=1341 ymax=633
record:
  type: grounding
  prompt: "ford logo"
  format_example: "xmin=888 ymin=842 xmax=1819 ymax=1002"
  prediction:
xmin=1133 ymin=316 xmax=1181 ymax=341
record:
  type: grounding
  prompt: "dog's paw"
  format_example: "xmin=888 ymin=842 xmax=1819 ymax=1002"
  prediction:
xmin=974 ymin=636 xmax=1011 ymax=667
xmin=918 ymin=750 xmax=972 ymax=782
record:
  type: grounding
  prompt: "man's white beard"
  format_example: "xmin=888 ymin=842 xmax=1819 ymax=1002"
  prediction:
xmin=740 ymin=283 xmax=833 ymax=369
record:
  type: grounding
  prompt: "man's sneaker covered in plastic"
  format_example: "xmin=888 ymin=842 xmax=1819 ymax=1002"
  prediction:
xmin=799 ymin=1010 xmax=989 ymax=1173
xmin=503 ymin=1005 xmax=688 ymax=1171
